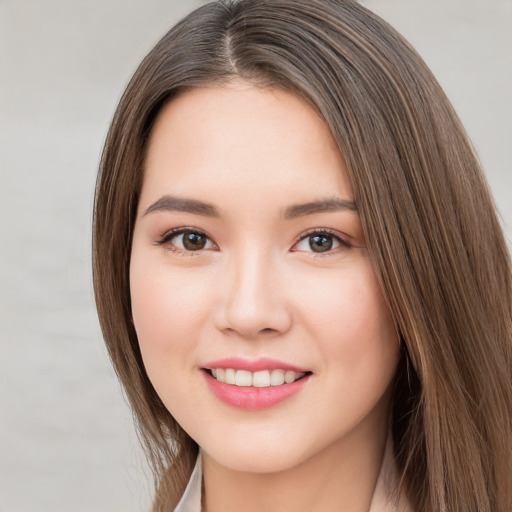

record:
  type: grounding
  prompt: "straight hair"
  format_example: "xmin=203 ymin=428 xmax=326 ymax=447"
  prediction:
xmin=92 ymin=1 xmax=512 ymax=510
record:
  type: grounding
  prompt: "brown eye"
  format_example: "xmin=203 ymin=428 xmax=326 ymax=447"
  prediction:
xmin=159 ymin=229 xmax=215 ymax=252
xmin=293 ymin=230 xmax=349 ymax=254
xmin=182 ymin=231 xmax=208 ymax=250
xmin=308 ymin=234 xmax=333 ymax=252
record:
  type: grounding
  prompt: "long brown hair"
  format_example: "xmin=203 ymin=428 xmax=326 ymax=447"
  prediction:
xmin=92 ymin=1 xmax=512 ymax=510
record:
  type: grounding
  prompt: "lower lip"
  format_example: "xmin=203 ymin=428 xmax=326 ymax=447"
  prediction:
xmin=203 ymin=371 xmax=311 ymax=410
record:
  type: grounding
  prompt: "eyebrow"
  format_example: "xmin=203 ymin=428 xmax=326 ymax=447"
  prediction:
xmin=283 ymin=198 xmax=357 ymax=219
xmin=143 ymin=194 xmax=357 ymax=219
xmin=143 ymin=195 xmax=220 ymax=217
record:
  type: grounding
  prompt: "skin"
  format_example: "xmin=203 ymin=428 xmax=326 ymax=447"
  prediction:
xmin=130 ymin=81 xmax=401 ymax=512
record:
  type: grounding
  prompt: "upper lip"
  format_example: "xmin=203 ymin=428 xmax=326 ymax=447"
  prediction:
xmin=203 ymin=357 xmax=310 ymax=373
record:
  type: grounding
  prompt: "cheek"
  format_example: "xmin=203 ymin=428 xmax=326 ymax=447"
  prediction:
xmin=129 ymin=251 xmax=213 ymax=363
xmin=294 ymin=258 xmax=399 ymax=380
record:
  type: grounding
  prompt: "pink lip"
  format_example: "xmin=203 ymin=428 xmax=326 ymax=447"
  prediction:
xmin=203 ymin=357 xmax=309 ymax=373
xmin=202 ymin=370 xmax=311 ymax=410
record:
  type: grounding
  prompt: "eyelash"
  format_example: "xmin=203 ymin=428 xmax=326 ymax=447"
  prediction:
xmin=155 ymin=227 xmax=352 ymax=256
xmin=292 ymin=228 xmax=353 ymax=256
xmin=155 ymin=227 xmax=217 ymax=255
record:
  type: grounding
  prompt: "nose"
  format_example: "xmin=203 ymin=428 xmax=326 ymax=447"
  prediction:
xmin=213 ymin=250 xmax=293 ymax=339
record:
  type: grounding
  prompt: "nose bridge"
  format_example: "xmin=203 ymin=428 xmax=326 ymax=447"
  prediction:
xmin=218 ymin=243 xmax=291 ymax=338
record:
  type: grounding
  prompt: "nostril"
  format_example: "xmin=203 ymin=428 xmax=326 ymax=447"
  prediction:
xmin=260 ymin=327 xmax=280 ymax=335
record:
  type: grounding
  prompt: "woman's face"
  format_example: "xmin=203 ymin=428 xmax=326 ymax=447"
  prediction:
xmin=130 ymin=82 xmax=400 ymax=473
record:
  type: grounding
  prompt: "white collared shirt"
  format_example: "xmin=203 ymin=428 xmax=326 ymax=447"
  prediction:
xmin=175 ymin=436 xmax=412 ymax=512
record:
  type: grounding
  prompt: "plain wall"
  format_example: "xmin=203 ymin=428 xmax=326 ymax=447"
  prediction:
xmin=0 ymin=1 xmax=510 ymax=511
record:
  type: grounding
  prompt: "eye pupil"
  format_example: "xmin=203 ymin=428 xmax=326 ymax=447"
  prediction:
xmin=183 ymin=231 xmax=207 ymax=250
xmin=309 ymin=235 xmax=333 ymax=252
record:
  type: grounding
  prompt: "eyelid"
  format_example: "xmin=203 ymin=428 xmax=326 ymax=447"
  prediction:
xmin=155 ymin=226 xmax=352 ymax=255
xmin=291 ymin=228 xmax=353 ymax=254
xmin=155 ymin=226 xmax=218 ymax=252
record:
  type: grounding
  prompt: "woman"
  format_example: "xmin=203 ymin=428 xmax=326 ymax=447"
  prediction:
xmin=92 ymin=1 xmax=512 ymax=511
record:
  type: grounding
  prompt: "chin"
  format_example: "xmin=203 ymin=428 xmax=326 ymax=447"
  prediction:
xmin=203 ymin=439 xmax=308 ymax=474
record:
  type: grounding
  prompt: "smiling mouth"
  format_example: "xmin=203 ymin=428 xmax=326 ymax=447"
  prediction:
xmin=205 ymin=368 xmax=311 ymax=388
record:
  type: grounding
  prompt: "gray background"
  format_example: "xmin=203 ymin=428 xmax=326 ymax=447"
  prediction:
xmin=0 ymin=1 xmax=510 ymax=511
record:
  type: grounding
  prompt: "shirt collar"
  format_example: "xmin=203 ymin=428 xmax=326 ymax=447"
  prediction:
xmin=369 ymin=433 xmax=412 ymax=512
xmin=174 ymin=450 xmax=202 ymax=512
xmin=174 ymin=436 xmax=412 ymax=512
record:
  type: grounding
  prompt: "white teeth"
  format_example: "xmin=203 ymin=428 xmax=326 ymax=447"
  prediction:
xmin=209 ymin=368 xmax=306 ymax=387
xmin=253 ymin=370 xmax=271 ymax=388
xmin=284 ymin=370 xmax=296 ymax=384
xmin=225 ymin=368 xmax=236 ymax=385
xmin=235 ymin=370 xmax=252 ymax=387
xmin=270 ymin=369 xmax=285 ymax=386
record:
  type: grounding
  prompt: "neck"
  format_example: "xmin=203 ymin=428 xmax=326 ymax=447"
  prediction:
xmin=202 ymin=405 xmax=390 ymax=512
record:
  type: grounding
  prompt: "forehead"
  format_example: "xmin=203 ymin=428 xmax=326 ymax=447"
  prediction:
xmin=141 ymin=81 xmax=353 ymax=208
